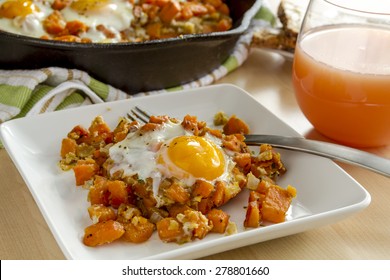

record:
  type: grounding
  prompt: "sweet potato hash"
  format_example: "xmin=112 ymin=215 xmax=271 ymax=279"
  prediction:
xmin=59 ymin=112 xmax=296 ymax=246
xmin=0 ymin=0 xmax=233 ymax=43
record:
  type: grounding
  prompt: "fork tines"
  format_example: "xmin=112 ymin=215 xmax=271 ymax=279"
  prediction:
xmin=127 ymin=106 xmax=152 ymax=124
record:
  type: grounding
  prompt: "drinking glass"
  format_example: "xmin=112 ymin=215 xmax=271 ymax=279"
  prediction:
xmin=292 ymin=0 xmax=390 ymax=147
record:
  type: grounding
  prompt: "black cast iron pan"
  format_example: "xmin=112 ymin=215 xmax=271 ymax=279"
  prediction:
xmin=0 ymin=0 xmax=262 ymax=94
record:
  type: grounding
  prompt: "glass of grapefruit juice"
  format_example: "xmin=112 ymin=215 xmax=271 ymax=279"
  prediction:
xmin=292 ymin=0 xmax=390 ymax=147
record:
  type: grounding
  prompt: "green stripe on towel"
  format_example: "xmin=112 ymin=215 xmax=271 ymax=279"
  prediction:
xmin=0 ymin=84 xmax=32 ymax=108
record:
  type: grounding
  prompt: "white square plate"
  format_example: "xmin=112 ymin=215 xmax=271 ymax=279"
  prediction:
xmin=0 ymin=84 xmax=370 ymax=259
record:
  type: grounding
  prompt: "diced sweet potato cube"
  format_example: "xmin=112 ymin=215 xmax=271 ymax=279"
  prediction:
xmin=89 ymin=116 xmax=111 ymax=135
xmin=83 ymin=220 xmax=125 ymax=247
xmin=234 ymin=152 xmax=251 ymax=173
xmin=207 ymin=128 xmax=223 ymax=139
xmin=261 ymin=185 xmax=295 ymax=223
xmin=188 ymin=3 xmax=208 ymax=16
xmin=112 ymin=118 xmax=137 ymax=143
xmin=65 ymin=20 xmax=87 ymax=35
xmin=60 ymin=138 xmax=77 ymax=158
xmin=92 ymin=149 xmax=108 ymax=166
xmin=204 ymin=0 xmax=222 ymax=8
xmin=223 ymin=115 xmax=250 ymax=135
xmin=107 ymin=180 xmax=129 ymax=209
xmin=88 ymin=204 xmax=116 ymax=223
xmin=248 ymin=190 xmax=264 ymax=203
xmin=232 ymin=167 xmax=248 ymax=189
xmin=192 ymin=180 xmax=214 ymax=198
xmin=218 ymin=3 xmax=230 ymax=15
xmin=54 ymin=35 xmax=85 ymax=42
xmin=167 ymin=203 xmax=192 ymax=218
xmin=146 ymin=22 xmax=162 ymax=39
xmin=244 ymin=201 xmax=261 ymax=228
xmin=154 ymin=0 xmax=170 ymax=7
xmin=173 ymin=210 xmax=212 ymax=240
xmin=156 ymin=217 xmax=184 ymax=242
xmin=85 ymin=116 xmax=112 ymax=146
xmin=73 ymin=159 xmax=99 ymax=186
xmin=222 ymin=134 xmax=246 ymax=152
xmin=165 ymin=181 xmax=190 ymax=204
xmin=43 ymin=11 xmax=65 ymax=35
xmin=197 ymin=197 xmax=213 ymax=214
xmin=216 ymin=18 xmax=232 ymax=32
xmin=149 ymin=115 xmax=169 ymax=124
xmin=179 ymin=4 xmax=193 ymax=20
xmin=154 ymin=209 xmax=213 ymax=242
xmin=159 ymin=0 xmax=181 ymax=23
xmin=140 ymin=122 xmax=161 ymax=133
xmin=207 ymin=208 xmax=230 ymax=234
xmin=181 ymin=115 xmax=201 ymax=135
xmin=255 ymin=179 xmax=273 ymax=194
xmin=88 ymin=176 xmax=109 ymax=206
xmin=211 ymin=181 xmax=225 ymax=207
xmin=243 ymin=190 xmax=264 ymax=228
xmin=51 ymin=0 xmax=72 ymax=10
xmin=67 ymin=125 xmax=89 ymax=143
xmin=122 ymin=216 xmax=155 ymax=243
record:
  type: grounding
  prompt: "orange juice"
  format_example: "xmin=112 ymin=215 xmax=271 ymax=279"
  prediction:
xmin=292 ymin=24 xmax=390 ymax=147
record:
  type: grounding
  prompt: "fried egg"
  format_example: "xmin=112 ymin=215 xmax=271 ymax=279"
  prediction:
xmin=0 ymin=0 xmax=134 ymax=42
xmin=0 ymin=0 xmax=52 ymax=37
xmin=61 ymin=0 xmax=134 ymax=42
xmin=108 ymin=118 xmax=235 ymax=206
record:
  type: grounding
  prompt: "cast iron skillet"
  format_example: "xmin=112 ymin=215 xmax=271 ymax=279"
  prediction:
xmin=0 ymin=0 xmax=262 ymax=94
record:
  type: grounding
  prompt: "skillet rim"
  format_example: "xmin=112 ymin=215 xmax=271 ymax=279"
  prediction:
xmin=0 ymin=0 xmax=263 ymax=49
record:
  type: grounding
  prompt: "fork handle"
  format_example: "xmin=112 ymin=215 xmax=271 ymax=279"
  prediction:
xmin=244 ymin=134 xmax=390 ymax=178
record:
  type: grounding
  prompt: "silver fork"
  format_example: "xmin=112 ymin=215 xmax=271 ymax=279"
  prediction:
xmin=128 ymin=106 xmax=390 ymax=178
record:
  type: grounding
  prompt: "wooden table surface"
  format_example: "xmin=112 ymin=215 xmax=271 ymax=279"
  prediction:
xmin=1 ymin=47 xmax=389 ymax=260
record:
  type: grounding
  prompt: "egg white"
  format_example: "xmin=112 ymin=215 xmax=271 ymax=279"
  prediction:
xmin=0 ymin=0 xmax=52 ymax=38
xmin=108 ymin=119 xmax=236 ymax=206
xmin=0 ymin=0 xmax=134 ymax=42
xmin=61 ymin=0 xmax=134 ymax=42
xmin=109 ymin=120 xmax=185 ymax=179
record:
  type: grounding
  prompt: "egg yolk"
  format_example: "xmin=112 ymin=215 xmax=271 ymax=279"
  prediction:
xmin=70 ymin=0 xmax=109 ymax=13
xmin=0 ymin=0 xmax=39 ymax=19
xmin=164 ymin=136 xmax=226 ymax=181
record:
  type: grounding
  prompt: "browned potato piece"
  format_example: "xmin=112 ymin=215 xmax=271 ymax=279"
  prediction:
xmin=167 ymin=203 xmax=192 ymax=218
xmin=244 ymin=201 xmax=261 ymax=228
xmin=207 ymin=208 xmax=230 ymax=234
xmin=87 ymin=204 xmax=116 ymax=223
xmin=211 ymin=181 xmax=225 ymax=207
xmin=60 ymin=138 xmax=77 ymax=158
xmin=88 ymin=176 xmax=109 ymax=206
xmin=165 ymin=181 xmax=190 ymax=204
xmin=261 ymin=185 xmax=295 ymax=223
xmin=83 ymin=220 xmax=125 ymax=247
xmin=223 ymin=115 xmax=250 ymax=135
xmin=179 ymin=210 xmax=212 ymax=240
xmin=106 ymin=180 xmax=129 ymax=209
xmin=122 ymin=216 xmax=155 ymax=243
xmin=156 ymin=218 xmax=184 ymax=243
xmin=73 ymin=158 xmax=99 ymax=186
xmin=192 ymin=180 xmax=214 ymax=198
